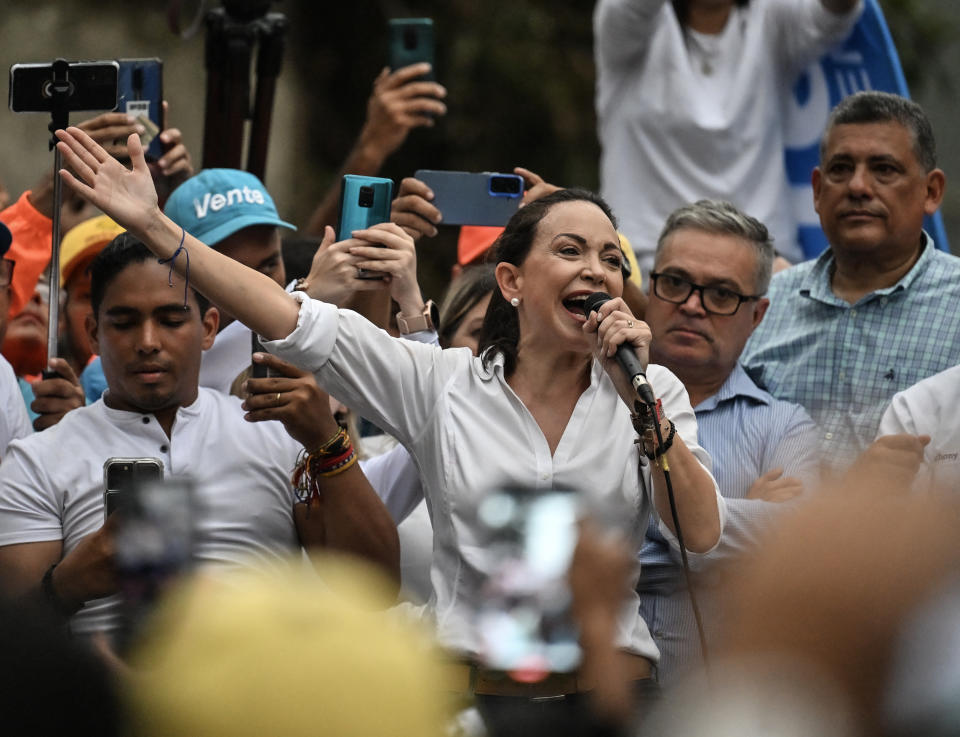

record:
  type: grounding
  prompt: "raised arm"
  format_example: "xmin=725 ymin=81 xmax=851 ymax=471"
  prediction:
xmin=55 ymin=127 xmax=299 ymax=341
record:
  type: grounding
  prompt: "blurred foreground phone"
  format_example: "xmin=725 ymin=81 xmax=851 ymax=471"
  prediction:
xmin=389 ymin=18 xmax=435 ymax=79
xmin=114 ymin=477 xmax=195 ymax=653
xmin=116 ymin=57 xmax=164 ymax=159
xmin=414 ymin=170 xmax=523 ymax=227
xmin=9 ymin=60 xmax=118 ymax=113
xmin=103 ymin=457 xmax=164 ymax=520
xmin=337 ymin=174 xmax=394 ymax=280
xmin=473 ymin=485 xmax=582 ymax=678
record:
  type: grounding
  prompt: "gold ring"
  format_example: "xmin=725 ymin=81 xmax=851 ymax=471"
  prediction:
xmin=627 ymin=320 xmax=635 ymax=328
xmin=275 ymin=392 xmax=282 ymax=407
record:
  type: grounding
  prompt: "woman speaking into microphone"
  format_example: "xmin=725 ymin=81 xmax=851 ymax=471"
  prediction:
xmin=54 ymin=126 xmax=724 ymax=709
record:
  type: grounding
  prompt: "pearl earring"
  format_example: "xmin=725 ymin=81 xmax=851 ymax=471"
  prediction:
xmin=510 ymin=297 xmax=520 ymax=307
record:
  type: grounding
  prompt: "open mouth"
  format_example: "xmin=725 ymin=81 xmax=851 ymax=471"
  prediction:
xmin=562 ymin=293 xmax=590 ymax=317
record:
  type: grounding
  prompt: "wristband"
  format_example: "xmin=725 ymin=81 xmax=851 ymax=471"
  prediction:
xmin=40 ymin=563 xmax=83 ymax=617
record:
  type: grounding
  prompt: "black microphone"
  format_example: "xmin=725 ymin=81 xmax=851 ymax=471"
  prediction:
xmin=583 ymin=292 xmax=656 ymax=404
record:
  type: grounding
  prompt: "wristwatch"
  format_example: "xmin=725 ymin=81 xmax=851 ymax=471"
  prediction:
xmin=397 ymin=300 xmax=439 ymax=335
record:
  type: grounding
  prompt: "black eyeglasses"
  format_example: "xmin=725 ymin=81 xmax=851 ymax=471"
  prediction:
xmin=0 ymin=259 xmax=13 ymax=289
xmin=649 ymin=271 xmax=759 ymax=316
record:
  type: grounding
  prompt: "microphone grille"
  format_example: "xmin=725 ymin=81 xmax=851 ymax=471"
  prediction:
xmin=583 ymin=291 xmax=613 ymax=315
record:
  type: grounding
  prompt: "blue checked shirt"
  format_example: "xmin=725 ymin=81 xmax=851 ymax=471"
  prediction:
xmin=741 ymin=235 xmax=960 ymax=475
xmin=637 ymin=364 xmax=817 ymax=684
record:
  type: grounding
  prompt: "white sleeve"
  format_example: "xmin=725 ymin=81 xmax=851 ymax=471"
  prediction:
xmin=594 ymin=0 xmax=672 ymax=72
xmin=765 ymin=0 xmax=863 ymax=73
xmin=359 ymin=444 xmax=424 ymax=525
xmin=0 ymin=438 xmax=63 ymax=546
xmin=261 ymin=294 xmax=465 ymax=448
xmin=0 ymin=357 xmax=31 ymax=462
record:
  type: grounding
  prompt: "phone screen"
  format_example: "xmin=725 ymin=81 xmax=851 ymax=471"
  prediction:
xmin=9 ymin=61 xmax=118 ymax=113
xmin=474 ymin=486 xmax=582 ymax=677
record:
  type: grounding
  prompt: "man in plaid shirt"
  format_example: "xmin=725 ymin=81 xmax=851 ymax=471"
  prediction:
xmin=742 ymin=91 xmax=960 ymax=476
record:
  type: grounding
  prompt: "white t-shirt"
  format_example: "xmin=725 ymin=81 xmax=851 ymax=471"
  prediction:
xmin=0 ymin=388 xmax=301 ymax=635
xmin=0 ymin=354 xmax=32 ymax=461
xmin=594 ymin=0 xmax=862 ymax=272
xmin=877 ymin=364 xmax=960 ymax=493
xmin=264 ymin=294 xmax=725 ymax=661
xmin=199 ymin=317 xmax=254 ymax=393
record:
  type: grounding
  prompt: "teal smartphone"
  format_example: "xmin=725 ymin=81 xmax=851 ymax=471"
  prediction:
xmin=337 ymin=175 xmax=394 ymax=280
xmin=389 ymin=18 xmax=435 ymax=80
xmin=414 ymin=170 xmax=524 ymax=227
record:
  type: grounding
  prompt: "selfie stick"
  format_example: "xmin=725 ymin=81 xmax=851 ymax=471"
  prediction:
xmin=42 ymin=59 xmax=72 ymax=372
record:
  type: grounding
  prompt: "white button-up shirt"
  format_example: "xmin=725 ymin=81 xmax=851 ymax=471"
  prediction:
xmin=265 ymin=295 xmax=724 ymax=660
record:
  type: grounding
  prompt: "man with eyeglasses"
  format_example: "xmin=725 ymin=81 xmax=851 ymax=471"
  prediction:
xmin=0 ymin=222 xmax=33 ymax=460
xmin=637 ymin=199 xmax=817 ymax=685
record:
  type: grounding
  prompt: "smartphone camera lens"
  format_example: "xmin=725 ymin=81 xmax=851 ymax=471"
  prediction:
xmin=403 ymin=28 xmax=418 ymax=50
xmin=489 ymin=176 xmax=522 ymax=197
xmin=358 ymin=185 xmax=375 ymax=208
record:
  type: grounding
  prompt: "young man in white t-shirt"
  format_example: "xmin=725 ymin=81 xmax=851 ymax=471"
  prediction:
xmin=0 ymin=236 xmax=399 ymax=636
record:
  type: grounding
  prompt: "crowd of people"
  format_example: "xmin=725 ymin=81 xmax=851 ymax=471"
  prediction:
xmin=1 ymin=1 xmax=959 ymax=736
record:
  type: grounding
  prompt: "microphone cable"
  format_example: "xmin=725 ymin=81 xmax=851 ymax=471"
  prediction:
xmin=641 ymin=394 xmax=711 ymax=670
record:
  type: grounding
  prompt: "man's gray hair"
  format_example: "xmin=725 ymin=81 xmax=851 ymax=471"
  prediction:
xmin=821 ymin=91 xmax=937 ymax=172
xmin=655 ymin=200 xmax=775 ymax=295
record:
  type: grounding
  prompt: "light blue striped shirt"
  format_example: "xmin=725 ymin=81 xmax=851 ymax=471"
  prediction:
xmin=637 ymin=364 xmax=817 ymax=684
xmin=741 ymin=235 xmax=960 ymax=474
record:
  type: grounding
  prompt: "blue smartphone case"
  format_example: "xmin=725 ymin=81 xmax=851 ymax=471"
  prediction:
xmin=116 ymin=58 xmax=163 ymax=160
xmin=414 ymin=170 xmax=524 ymax=227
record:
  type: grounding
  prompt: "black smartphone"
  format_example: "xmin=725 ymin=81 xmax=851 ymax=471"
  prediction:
xmin=116 ymin=58 xmax=164 ymax=159
xmin=9 ymin=60 xmax=118 ymax=113
xmin=389 ymin=18 xmax=435 ymax=80
xmin=337 ymin=175 xmax=394 ymax=280
xmin=103 ymin=457 xmax=164 ymax=520
xmin=414 ymin=170 xmax=524 ymax=227
xmin=473 ymin=485 xmax=582 ymax=677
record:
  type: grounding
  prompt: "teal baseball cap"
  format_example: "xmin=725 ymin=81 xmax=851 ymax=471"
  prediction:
xmin=164 ymin=168 xmax=296 ymax=246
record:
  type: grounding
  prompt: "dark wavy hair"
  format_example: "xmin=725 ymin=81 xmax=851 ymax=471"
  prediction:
xmin=477 ymin=188 xmax=618 ymax=376
xmin=437 ymin=263 xmax=498 ymax=349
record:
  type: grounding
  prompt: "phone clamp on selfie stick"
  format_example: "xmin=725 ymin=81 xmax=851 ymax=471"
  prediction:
xmin=201 ymin=2 xmax=287 ymax=180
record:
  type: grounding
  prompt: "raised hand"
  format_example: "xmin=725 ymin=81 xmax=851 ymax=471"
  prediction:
xmin=55 ymin=127 xmax=160 ymax=239
xmin=358 ymin=64 xmax=447 ymax=162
